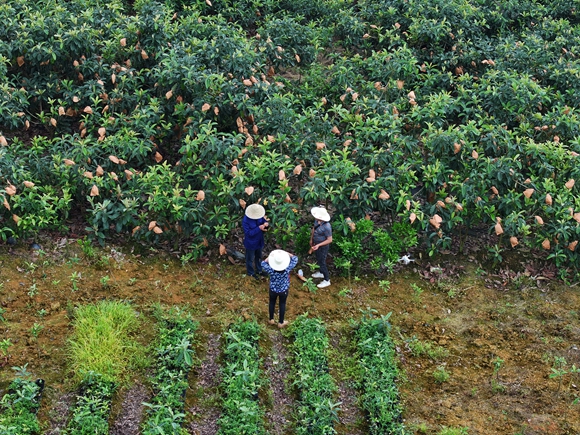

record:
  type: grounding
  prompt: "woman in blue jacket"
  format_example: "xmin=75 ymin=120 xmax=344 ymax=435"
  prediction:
xmin=242 ymin=203 xmax=269 ymax=278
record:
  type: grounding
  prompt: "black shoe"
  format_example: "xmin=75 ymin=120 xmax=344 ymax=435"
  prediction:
xmin=248 ymin=274 xmax=260 ymax=280
xmin=258 ymin=271 xmax=269 ymax=277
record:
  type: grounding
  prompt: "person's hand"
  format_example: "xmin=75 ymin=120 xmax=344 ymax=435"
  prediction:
xmin=312 ymin=244 xmax=319 ymax=251
xmin=260 ymin=222 xmax=269 ymax=231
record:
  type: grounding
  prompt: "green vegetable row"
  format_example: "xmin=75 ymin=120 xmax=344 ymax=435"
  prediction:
xmin=355 ymin=312 xmax=404 ymax=435
xmin=65 ymin=372 xmax=116 ymax=435
xmin=0 ymin=366 xmax=43 ymax=435
xmin=217 ymin=320 xmax=265 ymax=435
xmin=290 ymin=315 xmax=339 ymax=435
xmin=142 ymin=307 xmax=198 ymax=435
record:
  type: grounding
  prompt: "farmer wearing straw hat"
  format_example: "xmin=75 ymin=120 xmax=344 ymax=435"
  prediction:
xmin=242 ymin=203 xmax=269 ymax=279
xmin=262 ymin=249 xmax=298 ymax=328
xmin=310 ymin=206 xmax=332 ymax=288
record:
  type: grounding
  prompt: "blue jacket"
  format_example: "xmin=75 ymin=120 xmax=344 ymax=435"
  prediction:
xmin=242 ymin=215 xmax=266 ymax=250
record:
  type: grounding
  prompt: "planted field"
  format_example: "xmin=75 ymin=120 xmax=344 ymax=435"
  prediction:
xmin=0 ymin=242 xmax=579 ymax=434
xmin=355 ymin=312 xmax=404 ymax=435
xmin=218 ymin=320 xmax=265 ymax=435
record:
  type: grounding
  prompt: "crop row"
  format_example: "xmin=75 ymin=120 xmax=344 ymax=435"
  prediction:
xmin=65 ymin=373 xmax=115 ymax=435
xmin=0 ymin=366 xmax=43 ymax=435
xmin=355 ymin=312 xmax=405 ymax=435
xmin=218 ymin=320 xmax=265 ymax=435
xmin=142 ymin=307 xmax=198 ymax=435
xmin=290 ymin=315 xmax=340 ymax=435
xmin=0 ymin=311 xmax=403 ymax=434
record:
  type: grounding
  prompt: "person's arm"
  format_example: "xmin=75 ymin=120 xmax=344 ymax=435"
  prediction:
xmin=261 ymin=260 xmax=273 ymax=274
xmin=312 ymin=236 xmax=332 ymax=250
xmin=243 ymin=217 xmax=268 ymax=237
xmin=287 ymin=255 xmax=299 ymax=271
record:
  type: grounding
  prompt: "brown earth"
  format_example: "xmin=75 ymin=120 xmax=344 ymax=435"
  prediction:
xmin=0 ymin=235 xmax=578 ymax=435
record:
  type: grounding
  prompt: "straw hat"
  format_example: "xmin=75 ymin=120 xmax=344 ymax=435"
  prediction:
xmin=245 ymin=203 xmax=265 ymax=219
xmin=268 ymin=249 xmax=291 ymax=271
xmin=311 ymin=206 xmax=331 ymax=222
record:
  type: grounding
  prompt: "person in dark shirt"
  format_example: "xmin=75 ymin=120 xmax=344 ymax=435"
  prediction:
xmin=310 ymin=206 xmax=332 ymax=288
xmin=242 ymin=203 xmax=269 ymax=278
xmin=262 ymin=249 xmax=298 ymax=328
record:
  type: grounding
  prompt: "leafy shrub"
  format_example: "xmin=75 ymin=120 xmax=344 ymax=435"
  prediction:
xmin=3 ymin=0 xmax=580 ymax=276
xmin=333 ymin=218 xmax=417 ymax=275
xmin=257 ymin=16 xmax=317 ymax=68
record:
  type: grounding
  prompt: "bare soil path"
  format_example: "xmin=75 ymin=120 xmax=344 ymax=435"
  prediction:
xmin=263 ymin=330 xmax=294 ymax=435
xmin=187 ymin=333 xmax=222 ymax=435
xmin=110 ymin=382 xmax=149 ymax=435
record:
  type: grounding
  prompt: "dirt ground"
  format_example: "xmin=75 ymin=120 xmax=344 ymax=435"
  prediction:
xmin=0 ymin=234 xmax=579 ymax=435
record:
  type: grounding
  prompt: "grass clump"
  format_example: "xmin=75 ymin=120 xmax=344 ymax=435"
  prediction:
xmin=68 ymin=300 xmax=145 ymax=384
xmin=437 ymin=426 xmax=469 ymax=435
xmin=407 ymin=337 xmax=449 ymax=360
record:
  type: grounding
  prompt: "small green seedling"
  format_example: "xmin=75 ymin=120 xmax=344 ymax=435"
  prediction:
xmin=100 ymin=275 xmax=110 ymax=288
xmin=338 ymin=287 xmax=352 ymax=297
xmin=28 ymin=283 xmax=38 ymax=298
xmin=411 ymin=283 xmax=424 ymax=302
xmin=30 ymin=323 xmax=43 ymax=340
xmin=491 ymin=356 xmax=505 ymax=393
xmin=70 ymin=271 xmax=81 ymax=291
xmin=549 ymin=356 xmax=568 ymax=392
xmin=302 ymin=278 xmax=317 ymax=294
xmin=433 ymin=366 xmax=450 ymax=383
xmin=0 ymin=338 xmax=12 ymax=356
xmin=378 ymin=280 xmax=391 ymax=292
xmin=306 ymin=262 xmax=319 ymax=272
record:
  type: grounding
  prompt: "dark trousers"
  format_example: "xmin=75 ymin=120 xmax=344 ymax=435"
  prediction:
xmin=315 ymin=245 xmax=330 ymax=280
xmin=245 ymin=248 xmax=263 ymax=276
xmin=269 ymin=290 xmax=288 ymax=323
